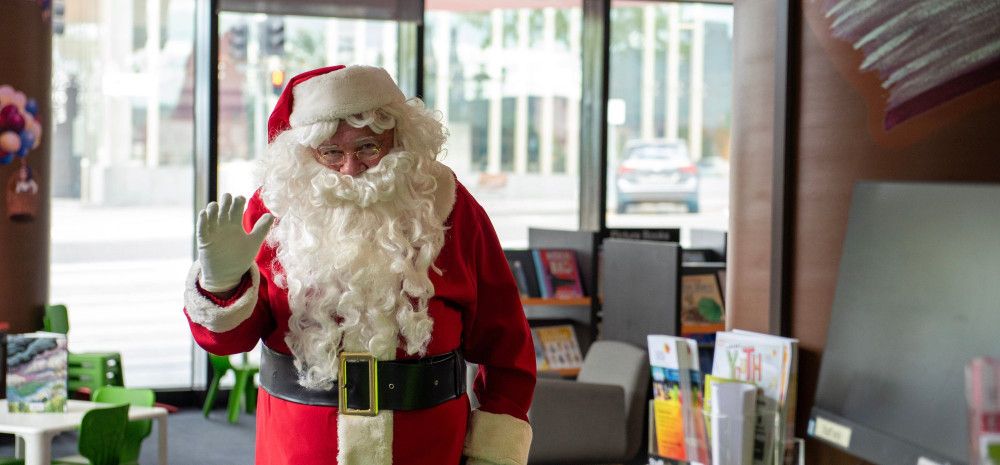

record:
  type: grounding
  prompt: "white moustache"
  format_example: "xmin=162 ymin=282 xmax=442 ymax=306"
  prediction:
xmin=307 ymin=150 xmax=416 ymax=208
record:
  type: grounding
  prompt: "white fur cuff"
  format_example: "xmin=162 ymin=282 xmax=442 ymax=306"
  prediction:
xmin=184 ymin=261 xmax=260 ymax=333
xmin=464 ymin=410 xmax=533 ymax=465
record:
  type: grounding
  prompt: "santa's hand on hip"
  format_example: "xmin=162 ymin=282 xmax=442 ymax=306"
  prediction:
xmin=196 ymin=193 xmax=274 ymax=293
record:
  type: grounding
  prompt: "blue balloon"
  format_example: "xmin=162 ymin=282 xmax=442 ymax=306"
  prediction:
xmin=20 ymin=129 xmax=35 ymax=152
xmin=16 ymin=145 xmax=29 ymax=157
xmin=25 ymin=99 xmax=38 ymax=117
xmin=0 ymin=153 xmax=13 ymax=165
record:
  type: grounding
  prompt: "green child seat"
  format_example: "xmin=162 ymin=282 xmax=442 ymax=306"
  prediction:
xmin=203 ymin=352 xmax=260 ymax=424
xmin=92 ymin=386 xmax=156 ymax=465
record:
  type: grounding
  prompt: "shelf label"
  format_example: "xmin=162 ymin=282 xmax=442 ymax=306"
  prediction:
xmin=813 ymin=417 xmax=852 ymax=449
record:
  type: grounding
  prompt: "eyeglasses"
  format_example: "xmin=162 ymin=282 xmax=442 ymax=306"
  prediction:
xmin=314 ymin=139 xmax=383 ymax=168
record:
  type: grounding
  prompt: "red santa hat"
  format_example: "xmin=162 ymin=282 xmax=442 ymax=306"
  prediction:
xmin=266 ymin=65 xmax=406 ymax=143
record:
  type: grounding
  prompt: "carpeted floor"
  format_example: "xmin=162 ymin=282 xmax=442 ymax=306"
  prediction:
xmin=0 ymin=408 xmax=256 ymax=465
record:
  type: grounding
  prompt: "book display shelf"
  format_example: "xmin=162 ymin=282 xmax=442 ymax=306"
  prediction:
xmin=517 ymin=228 xmax=729 ymax=380
xmin=519 ymin=228 xmax=601 ymax=378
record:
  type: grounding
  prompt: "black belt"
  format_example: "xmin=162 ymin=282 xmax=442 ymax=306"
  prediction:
xmin=259 ymin=345 xmax=466 ymax=415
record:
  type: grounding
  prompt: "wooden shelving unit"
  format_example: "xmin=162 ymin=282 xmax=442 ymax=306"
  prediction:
xmin=539 ymin=367 xmax=581 ymax=378
xmin=521 ymin=297 xmax=591 ymax=307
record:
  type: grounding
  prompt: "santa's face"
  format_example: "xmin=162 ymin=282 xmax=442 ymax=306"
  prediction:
xmin=311 ymin=124 xmax=395 ymax=176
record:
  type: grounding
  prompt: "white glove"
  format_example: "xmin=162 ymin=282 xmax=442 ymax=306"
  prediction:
xmin=196 ymin=193 xmax=274 ymax=293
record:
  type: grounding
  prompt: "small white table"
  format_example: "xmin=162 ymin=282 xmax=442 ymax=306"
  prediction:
xmin=0 ymin=399 xmax=169 ymax=465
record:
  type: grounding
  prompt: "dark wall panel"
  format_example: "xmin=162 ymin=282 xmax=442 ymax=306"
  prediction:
xmin=0 ymin=1 xmax=52 ymax=332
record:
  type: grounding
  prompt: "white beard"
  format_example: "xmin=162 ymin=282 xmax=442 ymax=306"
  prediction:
xmin=259 ymin=140 xmax=446 ymax=391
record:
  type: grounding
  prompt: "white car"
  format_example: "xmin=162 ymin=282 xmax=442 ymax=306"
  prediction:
xmin=615 ymin=139 xmax=700 ymax=213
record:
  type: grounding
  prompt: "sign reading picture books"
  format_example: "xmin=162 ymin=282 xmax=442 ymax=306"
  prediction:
xmin=6 ymin=332 xmax=68 ymax=413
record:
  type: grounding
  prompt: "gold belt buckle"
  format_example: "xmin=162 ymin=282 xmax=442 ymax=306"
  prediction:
xmin=338 ymin=352 xmax=378 ymax=416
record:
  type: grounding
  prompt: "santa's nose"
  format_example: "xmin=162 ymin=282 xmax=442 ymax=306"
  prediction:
xmin=339 ymin=154 xmax=366 ymax=176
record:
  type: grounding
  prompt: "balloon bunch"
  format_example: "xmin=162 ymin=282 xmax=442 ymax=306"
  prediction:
xmin=0 ymin=86 xmax=42 ymax=166
xmin=36 ymin=0 xmax=53 ymax=21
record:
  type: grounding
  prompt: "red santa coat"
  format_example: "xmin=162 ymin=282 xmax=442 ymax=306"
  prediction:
xmin=183 ymin=166 xmax=536 ymax=465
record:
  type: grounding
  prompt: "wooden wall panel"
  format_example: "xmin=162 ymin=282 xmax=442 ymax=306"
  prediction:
xmin=795 ymin=4 xmax=1000 ymax=463
xmin=727 ymin=0 xmax=775 ymax=334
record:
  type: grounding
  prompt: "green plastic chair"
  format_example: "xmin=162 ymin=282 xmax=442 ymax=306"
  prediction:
xmin=203 ymin=353 xmax=259 ymax=424
xmin=92 ymin=386 xmax=155 ymax=465
xmin=54 ymin=403 xmax=130 ymax=465
xmin=0 ymin=404 xmax=133 ymax=465
xmin=44 ymin=304 xmax=125 ymax=394
xmin=43 ymin=304 xmax=71 ymax=334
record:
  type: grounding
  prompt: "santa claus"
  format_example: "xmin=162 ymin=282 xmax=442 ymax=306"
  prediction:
xmin=183 ymin=65 xmax=536 ymax=465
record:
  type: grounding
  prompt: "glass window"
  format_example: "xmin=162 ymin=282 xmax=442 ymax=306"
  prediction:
xmin=425 ymin=2 xmax=583 ymax=248
xmin=606 ymin=2 xmax=733 ymax=240
xmin=216 ymin=13 xmax=402 ymax=199
xmin=50 ymin=0 xmax=197 ymax=388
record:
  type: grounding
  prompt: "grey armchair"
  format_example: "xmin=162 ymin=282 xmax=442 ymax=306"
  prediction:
xmin=527 ymin=340 xmax=649 ymax=464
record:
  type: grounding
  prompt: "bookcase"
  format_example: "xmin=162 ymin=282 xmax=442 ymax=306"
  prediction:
xmin=519 ymin=228 xmax=728 ymax=378
xmin=521 ymin=228 xmax=601 ymax=376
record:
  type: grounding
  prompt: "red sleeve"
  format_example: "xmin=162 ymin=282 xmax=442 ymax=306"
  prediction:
xmin=184 ymin=189 xmax=276 ymax=355
xmin=460 ymin=199 xmax=537 ymax=423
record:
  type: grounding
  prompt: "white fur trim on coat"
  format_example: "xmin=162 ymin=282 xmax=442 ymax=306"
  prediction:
xmin=184 ymin=261 xmax=259 ymax=333
xmin=428 ymin=160 xmax=457 ymax=224
xmin=463 ymin=410 xmax=533 ymax=465
xmin=337 ymin=411 xmax=394 ymax=465
xmin=290 ymin=66 xmax=406 ymax=128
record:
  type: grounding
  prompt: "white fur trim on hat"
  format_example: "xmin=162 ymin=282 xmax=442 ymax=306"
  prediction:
xmin=290 ymin=65 xmax=406 ymax=128
xmin=184 ymin=261 xmax=259 ymax=333
xmin=463 ymin=410 xmax=533 ymax=465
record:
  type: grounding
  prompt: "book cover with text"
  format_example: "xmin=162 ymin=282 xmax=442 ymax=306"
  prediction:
xmin=532 ymin=249 xmax=585 ymax=299
xmin=713 ymin=330 xmax=798 ymax=465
